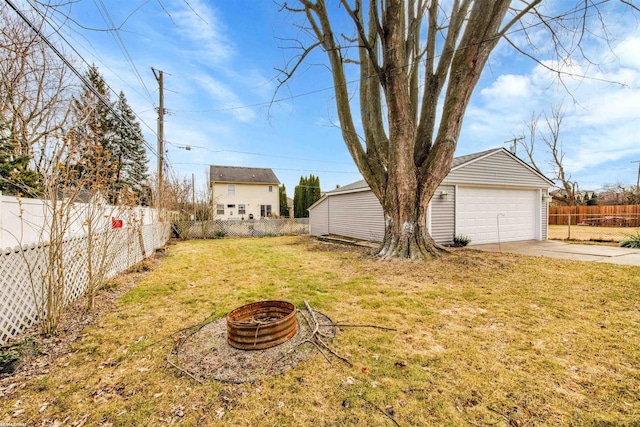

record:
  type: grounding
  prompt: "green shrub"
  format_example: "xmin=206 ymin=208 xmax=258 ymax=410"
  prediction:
xmin=212 ymin=230 xmax=227 ymax=239
xmin=453 ymin=235 xmax=471 ymax=247
xmin=620 ymin=231 xmax=640 ymax=248
xmin=0 ymin=337 xmax=37 ymax=374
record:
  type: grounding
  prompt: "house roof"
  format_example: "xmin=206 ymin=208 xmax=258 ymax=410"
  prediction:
xmin=322 ymin=147 xmax=551 ymax=198
xmin=209 ymin=165 xmax=280 ymax=184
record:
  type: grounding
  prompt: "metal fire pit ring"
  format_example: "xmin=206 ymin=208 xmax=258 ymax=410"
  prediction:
xmin=226 ymin=300 xmax=298 ymax=350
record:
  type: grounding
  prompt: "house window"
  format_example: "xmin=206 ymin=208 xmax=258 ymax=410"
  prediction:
xmin=216 ymin=204 xmax=224 ymax=215
xmin=238 ymin=204 xmax=246 ymax=215
xmin=269 ymin=185 xmax=273 ymax=192
xmin=228 ymin=184 xmax=235 ymax=195
xmin=227 ymin=204 xmax=236 ymax=208
xmin=260 ymin=204 xmax=272 ymax=218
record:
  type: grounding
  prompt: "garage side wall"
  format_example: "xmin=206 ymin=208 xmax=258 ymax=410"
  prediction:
xmin=430 ymin=185 xmax=455 ymax=244
xmin=309 ymin=197 xmax=329 ymax=236
xmin=328 ymin=191 xmax=385 ymax=241
xmin=542 ymin=189 xmax=548 ymax=240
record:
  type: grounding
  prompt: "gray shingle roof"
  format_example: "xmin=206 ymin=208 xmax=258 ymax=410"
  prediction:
xmin=451 ymin=148 xmax=501 ymax=169
xmin=326 ymin=148 xmax=505 ymax=194
xmin=209 ymin=165 xmax=280 ymax=184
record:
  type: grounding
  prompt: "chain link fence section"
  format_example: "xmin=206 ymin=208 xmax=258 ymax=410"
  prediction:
xmin=173 ymin=218 xmax=309 ymax=240
xmin=0 ymin=222 xmax=170 ymax=345
xmin=548 ymin=213 xmax=640 ymax=243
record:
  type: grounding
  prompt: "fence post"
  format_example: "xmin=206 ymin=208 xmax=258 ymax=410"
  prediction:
xmin=567 ymin=213 xmax=571 ymax=240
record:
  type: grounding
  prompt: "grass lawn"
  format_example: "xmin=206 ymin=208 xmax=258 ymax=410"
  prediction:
xmin=548 ymin=224 xmax=639 ymax=243
xmin=1 ymin=236 xmax=640 ymax=426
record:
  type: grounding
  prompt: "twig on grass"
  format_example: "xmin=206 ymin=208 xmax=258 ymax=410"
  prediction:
xmin=487 ymin=406 xmax=519 ymax=427
xmin=303 ymin=301 xmax=353 ymax=366
xmin=300 ymin=338 xmax=331 ymax=364
xmin=357 ymin=393 xmax=402 ymax=427
xmin=165 ymin=310 xmax=218 ymax=383
xmin=166 ymin=354 xmax=203 ymax=384
xmin=319 ymin=323 xmax=397 ymax=331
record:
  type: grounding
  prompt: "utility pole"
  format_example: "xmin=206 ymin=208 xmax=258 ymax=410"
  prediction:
xmin=192 ymin=173 xmax=196 ymax=221
xmin=632 ymin=160 xmax=640 ymax=204
xmin=503 ymin=137 xmax=524 ymax=155
xmin=152 ymin=68 xmax=165 ymax=202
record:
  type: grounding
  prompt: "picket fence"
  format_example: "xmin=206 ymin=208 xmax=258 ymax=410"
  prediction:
xmin=0 ymin=219 xmax=170 ymax=345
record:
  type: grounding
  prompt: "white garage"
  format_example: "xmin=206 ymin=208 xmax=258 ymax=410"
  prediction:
xmin=456 ymin=187 xmax=539 ymax=245
xmin=309 ymin=148 xmax=553 ymax=246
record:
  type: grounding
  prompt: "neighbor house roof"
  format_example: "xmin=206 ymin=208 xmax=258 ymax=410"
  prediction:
xmin=209 ymin=165 xmax=280 ymax=184
xmin=321 ymin=147 xmax=551 ymax=199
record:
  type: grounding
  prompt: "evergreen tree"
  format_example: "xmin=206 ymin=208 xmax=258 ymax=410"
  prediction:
xmin=0 ymin=121 xmax=41 ymax=196
xmin=114 ymin=91 xmax=149 ymax=203
xmin=71 ymin=65 xmax=119 ymax=199
xmin=279 ymin=184 xmax=289 ymax=218
xmin=293 ymin=175 xmax=322 ymax=218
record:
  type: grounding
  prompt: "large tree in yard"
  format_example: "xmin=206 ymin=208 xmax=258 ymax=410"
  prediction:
xmin=279 ymin=1 xmax=632 ymax=259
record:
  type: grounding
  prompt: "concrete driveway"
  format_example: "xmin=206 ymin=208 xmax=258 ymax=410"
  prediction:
xmin=471 ymin=240 xmax=640 ymax=266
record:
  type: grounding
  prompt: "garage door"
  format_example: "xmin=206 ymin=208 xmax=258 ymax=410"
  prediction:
xmin=457 ymin=187 xmax=537 ymax=245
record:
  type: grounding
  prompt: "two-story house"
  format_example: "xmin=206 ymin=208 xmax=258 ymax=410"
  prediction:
xmin=209 ymin=165 xmax=280 ymax=220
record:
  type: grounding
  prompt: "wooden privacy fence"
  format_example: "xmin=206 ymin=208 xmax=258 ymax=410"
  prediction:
xmin=0 ymin=222 xmax=171 ymax=345
xmin=173 ymin=218 xmax=309 ymax=240
xmin=549 ymin=205 xmax=640 ymax=226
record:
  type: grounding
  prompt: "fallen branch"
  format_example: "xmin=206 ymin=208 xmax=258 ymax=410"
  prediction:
xmin=303 ymin=300 xmax=353 ymax=366
xmin=319 ymin=323 xmax=397 ymax=331
xmin=357 ymin=394 xmax=402 ymax=427
xmin=166 ymin=355 xmax=203 ymax=384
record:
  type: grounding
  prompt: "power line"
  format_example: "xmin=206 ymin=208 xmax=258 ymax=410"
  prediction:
xmin=4 ymin=0 xmax=160 ymax=161
xmin=92 ymin=0 xmax=154 ymax=102
xmin=171 ymin=162 xmax=360 ymax=174
xmin=166 ymin=141 xmax=354 ymax=166
xmin=164 ymin=0 xmax=616 ymax=116
xmin=23 ymin=0 xmax=160 ymax=138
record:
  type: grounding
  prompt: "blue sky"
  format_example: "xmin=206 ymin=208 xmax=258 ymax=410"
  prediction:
xmin=21 ymin=0 xmax=640 ymax=196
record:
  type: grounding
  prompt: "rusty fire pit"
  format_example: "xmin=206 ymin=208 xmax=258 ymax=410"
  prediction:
xmin=226 ymin=300 xmax=298 ymax=350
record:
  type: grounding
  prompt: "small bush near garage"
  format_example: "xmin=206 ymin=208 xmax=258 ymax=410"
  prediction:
xmin=453 ymin=234 xmax=471 ymax=247
xmin=620 ymin=231 xmax=640 ymax=248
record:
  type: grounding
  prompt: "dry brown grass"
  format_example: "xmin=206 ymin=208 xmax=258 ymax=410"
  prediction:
xmin=1 ymin=236 xmax=640 ymax=426
xmin=549 ymin=224 xmax=639 ymax=242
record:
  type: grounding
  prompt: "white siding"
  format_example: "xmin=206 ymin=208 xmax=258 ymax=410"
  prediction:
xmin=542 ymin=189 xmax=548 ymax=240
xmin=308 ymin=149 xmax=550 ymax=245
xmin=328 ymin=191 xmax=385 ymax=241
xmin=309 ymin=197 xmax=329 ymax=236
xmin=445 ymin=150 xmax=551 ymax=188
xmin=430 ymin=185 xmax=455 ymax=244
xmin=212 ymin=182 xmax=279 ymax=220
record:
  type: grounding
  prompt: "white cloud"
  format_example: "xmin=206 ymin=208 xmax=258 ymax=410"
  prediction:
xmin=480 ymin=74 xmax=534 ymax=102
xmin=193 ymin=75 xmax=257 ymax=123
xmin=169 ymin=0 xmax=234 ymax=65
xmin=614 ymin=36 xmax=640 ymax=69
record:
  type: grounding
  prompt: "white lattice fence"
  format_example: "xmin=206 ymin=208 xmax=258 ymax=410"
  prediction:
xmin=0 ymin=222 xmax=170 ymax=345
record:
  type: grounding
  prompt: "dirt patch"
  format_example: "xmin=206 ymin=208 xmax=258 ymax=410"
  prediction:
xmin=175 ymin=311 xmax=336 ymax=384
xmin=0 ymin=254 xmax=164 ymax=398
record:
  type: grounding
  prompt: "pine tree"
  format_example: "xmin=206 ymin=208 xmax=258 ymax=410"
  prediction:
xmin=279 ymin=184 xmax=289 ymax=218
xmin=293 ymin=175 xmax=322 ymax=218
xmin=114 ymin=91 xmax=149 ymax=203
xmin=71 ymin=65 xmax=119 ymax=199
xmin=0 ymin=121 xmax=41 ymax=196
